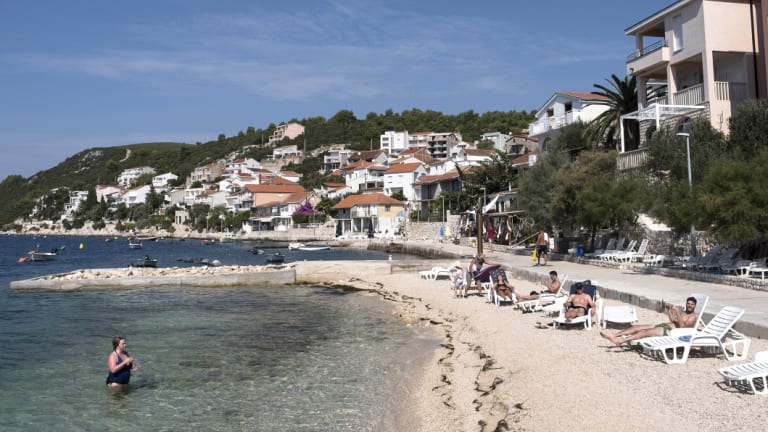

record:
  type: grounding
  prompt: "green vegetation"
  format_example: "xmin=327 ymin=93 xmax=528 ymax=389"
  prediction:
xmin=0 ymin=108 xmax=535 ymax=228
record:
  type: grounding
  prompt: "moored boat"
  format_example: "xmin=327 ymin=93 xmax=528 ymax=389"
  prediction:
xmin=266 ymin=252 xmax=285 ymax=264
xmin=295 ymin=243 xmax=331 ymax=251
xmin=128 ymin=239 xmax=143 ymax=249
xmin=27 ymin=249 xmax=58 ymax=261
xmin=129 ymin=257 xmax=158 ymax=268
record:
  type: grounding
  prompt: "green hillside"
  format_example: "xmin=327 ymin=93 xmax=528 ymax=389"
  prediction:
xmin=0 ymin=108 xmax=535 ymax=227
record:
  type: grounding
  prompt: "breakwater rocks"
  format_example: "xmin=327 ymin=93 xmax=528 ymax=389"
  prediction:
xmin=10 ymin=265 xmax=296 ymax=291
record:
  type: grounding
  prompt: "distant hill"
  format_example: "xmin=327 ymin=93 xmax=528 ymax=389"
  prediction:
xmin=0 ymin=108 xmax=535 ymax=227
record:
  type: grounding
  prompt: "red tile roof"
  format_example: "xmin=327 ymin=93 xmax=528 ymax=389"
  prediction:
xmin=244 ymin=184 xmax=305 ymax=193
xmin=559 ymin=91 xmax=609 ymax=101
xmin=385 ymin=162 xmax=424 ymax=174
xmin=333 ymin=193 xmax=404 ymax=209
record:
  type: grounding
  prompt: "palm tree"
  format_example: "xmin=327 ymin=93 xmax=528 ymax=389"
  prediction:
xmin=588 ymin=74 xmax=639 ymax=151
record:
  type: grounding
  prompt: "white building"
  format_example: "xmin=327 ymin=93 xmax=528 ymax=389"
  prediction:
xmin=528 ymin=91 xmax=610 ymax=152
xmin=383 ymin=162 xmax=427 ymax=202
xmin=117 ymin=166 xmax=156 ymax=187
xmin=152 ymin=172 xmax=178 ymax=188
xmin=379 ymin=130 xmax=410 ymax=155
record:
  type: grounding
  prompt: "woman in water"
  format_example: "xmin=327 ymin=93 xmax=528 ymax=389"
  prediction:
xmin=106 ymin=336 xmax=141 ymax=386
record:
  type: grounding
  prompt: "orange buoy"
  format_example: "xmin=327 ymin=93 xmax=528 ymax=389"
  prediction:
xmin=18 ymin=257 xmax=28 ymax=263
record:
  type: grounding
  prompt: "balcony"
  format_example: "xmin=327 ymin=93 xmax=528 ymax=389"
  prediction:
xmin=351 ymin=208 xmax=377 ymax=218
xmin=617 ymin=148 xmax=649 ymax=171
xmin=672 ymin=84 xmax=704 ymax=105
xmin=715 ymin=81 xmax=747 ymax=103
xmin=528 ymin=115 xmax=569 ymax=136
xmin=627 ymin=40 xmax=670 ymax=75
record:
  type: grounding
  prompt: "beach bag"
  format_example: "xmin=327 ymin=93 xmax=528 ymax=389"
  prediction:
xmin=532 ymin=248 xmax=537 ymax=262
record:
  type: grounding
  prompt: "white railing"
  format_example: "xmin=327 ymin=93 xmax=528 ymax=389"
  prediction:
xmin=617 ymin=148 xmax=649 ymax=171
xmin=672 ymin=84 xmax=704 ymax=105
xmin=715 ymin=81 xmax=747 ymax=102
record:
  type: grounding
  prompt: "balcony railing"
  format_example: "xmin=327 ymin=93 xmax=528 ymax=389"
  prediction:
xmin=617 ymin=148 xmax=648 ymax=171
xmin=672 ymin=83 xmax=704 ymax=105
xmin=627 ymin=39 xmax=668 ymax=61
xmin=715 ymin=81 xmax=747 ymax=103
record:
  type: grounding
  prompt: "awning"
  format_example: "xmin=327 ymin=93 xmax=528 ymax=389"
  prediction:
xmin=619 ymin=103 xmax=705 ymax=152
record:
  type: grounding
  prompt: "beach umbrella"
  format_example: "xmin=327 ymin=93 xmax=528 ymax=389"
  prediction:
xmin=335 ymin=220 xmax=342 ymax=238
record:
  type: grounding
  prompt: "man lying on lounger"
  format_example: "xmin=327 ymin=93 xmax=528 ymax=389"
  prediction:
xmin=563 ymin=282 xmax=596 ymax=320
xmin=600 ymin=297 xmax=698 ymax=346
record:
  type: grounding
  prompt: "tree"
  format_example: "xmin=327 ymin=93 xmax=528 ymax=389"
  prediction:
xmin=695 ymin=148 xmax=768 ymax=242
xmin=550 ymin=151 xmax=649 ymax=248
xmin=728 ymin=99 xmax=768 ymax=159
xmin=589 ymin=74 xmax=639 ymax=151
xmin=643 ymin=119 xmax=727 ymax=237
xmin=517 ymin=142 xmax=568 ymax=230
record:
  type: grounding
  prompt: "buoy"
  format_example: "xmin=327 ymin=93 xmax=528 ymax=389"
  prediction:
xmin=79 ymin=243 xmax=84 ymax=250
xmin=18 ymin=257 xmax=28 ymax=263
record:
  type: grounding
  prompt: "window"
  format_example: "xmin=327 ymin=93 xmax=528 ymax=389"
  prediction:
xmin=672 ymin=14 xmax=683 ymax=51
xmin=385 ymin=205 xmax=391 ymax=212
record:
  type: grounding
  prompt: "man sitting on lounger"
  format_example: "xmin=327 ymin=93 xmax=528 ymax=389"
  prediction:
xmin=600 ymin=297 xmax=698 ymax=346
xmin=563 ymin=283 xmax=596 ymax=320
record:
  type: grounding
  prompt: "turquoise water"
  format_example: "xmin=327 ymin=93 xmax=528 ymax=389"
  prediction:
xmin=0 ymin=235 xmax=439 ymax=431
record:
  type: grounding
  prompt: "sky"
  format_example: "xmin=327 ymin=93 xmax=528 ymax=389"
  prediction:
xmin=0 ymin=0 xmax=673 ymax=180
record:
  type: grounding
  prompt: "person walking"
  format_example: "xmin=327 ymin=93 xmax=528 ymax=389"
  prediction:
xmin=535 ymin=230 xmax=549 ymax=266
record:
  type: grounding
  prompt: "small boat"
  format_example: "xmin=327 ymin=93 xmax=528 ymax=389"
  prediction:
xmin=136 ymin=236 xmax=159 ymax=242
xmin=27 ymin=248 xmax=58 ymax=261
xmin=249 ymin=247 xmax=265 ymax=255
xmin=201 ymin=239 xmax=216 ymax=246
xmin=129 ymin=257 xmax=158 ymax=268
xmin=288 ymin=242 xmax=305 ymax=250
xmin=128 ymin=240 xmax=143 ymax=249
xmin=295 ymin=243 xmax=331 ymax=251
xmin=265 ymin=253 xmax=285 ymax=264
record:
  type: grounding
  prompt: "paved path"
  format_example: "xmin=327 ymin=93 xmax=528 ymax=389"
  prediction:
xmin=406 ymin=240 xmax=768 ymax=339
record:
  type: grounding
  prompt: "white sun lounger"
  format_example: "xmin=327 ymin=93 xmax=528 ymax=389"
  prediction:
xmin=719 ymin=351 xmax=768 ymax=395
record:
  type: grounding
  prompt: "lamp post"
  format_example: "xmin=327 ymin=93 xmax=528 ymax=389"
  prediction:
xmin=676 ymin=132 xmax=697 ymax=257
xmin=441 ymin=195 xmax=445 ymax=224
xmin=219 ymin=214 xmax=225 ymax=233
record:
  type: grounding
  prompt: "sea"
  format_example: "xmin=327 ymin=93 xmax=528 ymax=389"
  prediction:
xmin=0 ymin=235 xmax=441 ymax=431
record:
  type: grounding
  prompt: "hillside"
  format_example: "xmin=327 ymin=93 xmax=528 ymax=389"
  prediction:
xmin=0 ymin=108 xmax=535 ymax=227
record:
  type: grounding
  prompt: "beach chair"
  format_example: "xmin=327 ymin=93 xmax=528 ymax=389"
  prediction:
xmin=613 ymin=239 xmax=649 ymax=263
xmin=682 ymin=244 xmax=723 ymax=271
xmin=599 ymin=304 xmax=637 ymax=329
xmin=748 ymin=258 xmax=768 ymax=280
xmin=584 ymin=237 xmax=615 ymax=259
xmin=638 ymin=306 xmax=750 ymax=364
xmin=719 ymin=351 xmax=768 ymax=395
xmin=517 ymin=275 xmax=569 ymax=312
xmin=720 ymin=259 xmax=754 ymax=277
xmin=473 ymin=264 xmax=501 ymax=298
xmin=598 ymin=239 xmax=634 ymax=262
xmin=419 ymin=265 xmax=457 ymax=280
xmin=702 ymin=247 xmax=739 ymax=272
xmin=552 ymin=281 xmax=601 ymax=330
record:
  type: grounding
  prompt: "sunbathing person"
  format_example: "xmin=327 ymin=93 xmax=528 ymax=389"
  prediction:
xmin=492 ymin=274 xmax=516 ymax=301
xmin=600 ymin=296 xmax=698 ymax=346
xmin=519 ymin=270 xmax=562 ymax=301
xmin=563 ymin=283 xmax=596 ymax=320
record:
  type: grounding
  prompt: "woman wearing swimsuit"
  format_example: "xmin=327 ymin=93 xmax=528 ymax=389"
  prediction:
xmin=106 ymin=336 xmax=141 ymax=386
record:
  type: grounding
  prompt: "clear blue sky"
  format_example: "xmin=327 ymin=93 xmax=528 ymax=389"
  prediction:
xmin=0 ymin=0 xmax=673 ymax=179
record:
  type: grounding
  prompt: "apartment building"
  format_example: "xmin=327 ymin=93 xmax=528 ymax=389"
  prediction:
xmin=528 ymin=92 xmax=609 ymax=152
xmin=621 ymin=0 xmax=768 ymax=156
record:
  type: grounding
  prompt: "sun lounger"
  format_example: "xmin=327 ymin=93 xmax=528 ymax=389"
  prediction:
xmin=638 ymin=306 xmax=750 ymax=364
xmin=719 ymin=351 xmax=768 ymax=395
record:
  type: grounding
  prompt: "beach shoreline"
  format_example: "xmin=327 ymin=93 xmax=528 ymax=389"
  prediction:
xmin=9 ymin=260 xmax=768 ymax=431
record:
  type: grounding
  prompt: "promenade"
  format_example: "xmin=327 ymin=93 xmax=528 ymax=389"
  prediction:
xmin=399 ymin=239 xmax=768 ymax=339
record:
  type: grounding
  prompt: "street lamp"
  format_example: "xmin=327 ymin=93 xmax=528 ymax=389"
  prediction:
xmin=676 ymin=132 xmax=697 ymax=257
xmin=441 ymin=195 xmax=445 ymax=224
xmin=219 ymin=214 xmax=225 ymax=233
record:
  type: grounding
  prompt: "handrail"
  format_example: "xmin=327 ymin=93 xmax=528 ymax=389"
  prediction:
xmin=627 ymin=39 xmax=668 ymax=61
